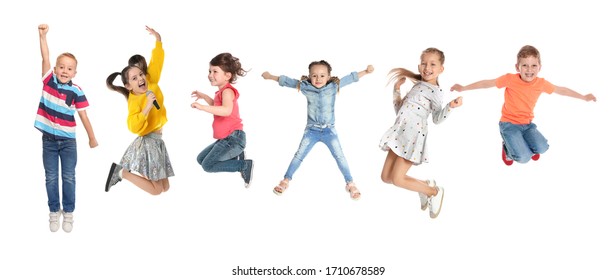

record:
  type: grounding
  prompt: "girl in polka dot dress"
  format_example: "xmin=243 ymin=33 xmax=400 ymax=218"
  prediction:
xmin=379 ymin=47 xmax=462 ymax=219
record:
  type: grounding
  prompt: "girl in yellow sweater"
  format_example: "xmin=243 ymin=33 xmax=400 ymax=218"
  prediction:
xmin=104 ymin=26 xmax=174 ymax=195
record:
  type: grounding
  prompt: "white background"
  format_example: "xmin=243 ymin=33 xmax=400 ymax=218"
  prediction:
xmin=1 ymin=0 xmax=614 ymax=279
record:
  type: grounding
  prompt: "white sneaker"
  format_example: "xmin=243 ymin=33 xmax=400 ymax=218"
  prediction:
xmin=428 ymin=185 xmax=445 ymax=219
xmin=49 ymin=211 xmax=60 ymax=232
xmin=62 ymin=211 xmax=74 ymax=233
xmin=419 ymin=179 xmax=435 ymax=211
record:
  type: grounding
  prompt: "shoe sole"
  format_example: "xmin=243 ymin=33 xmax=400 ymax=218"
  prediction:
xmin=430 ymin=188 xmax=445 ymax=219
xmin=105 ymin=163 xmax=118 ymax=192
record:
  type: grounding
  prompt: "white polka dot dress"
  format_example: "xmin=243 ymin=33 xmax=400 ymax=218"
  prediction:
xmin=379 ymin=81 xmax=452 ymax=165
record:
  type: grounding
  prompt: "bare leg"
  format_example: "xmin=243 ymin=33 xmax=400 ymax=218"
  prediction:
xmin=121 ymin=169 xmax=165 ymax=195
xmin=161 ymin=178 xmax=170 ymax=192
xmin=390 ymin=155 xmax=437 ymax=197
xmin=380 ymin=150 xmax=398 ymax=184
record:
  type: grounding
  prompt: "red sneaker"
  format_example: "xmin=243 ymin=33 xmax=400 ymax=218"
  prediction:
xmin=531 ymin=153 xmax=540 ymax=161
xmin=502 ymin=145 xmax=513 ymax=166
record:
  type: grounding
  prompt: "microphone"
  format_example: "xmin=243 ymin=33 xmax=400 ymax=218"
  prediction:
xmin=146 ymin=90 xmax=160 ymax=110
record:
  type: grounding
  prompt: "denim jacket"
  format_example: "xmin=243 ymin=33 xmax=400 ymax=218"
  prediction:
xmin=278 ymin=72 xmax=359 ymax=127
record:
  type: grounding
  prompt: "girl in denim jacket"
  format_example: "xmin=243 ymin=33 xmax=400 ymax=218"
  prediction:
xmin=262 ymin=61 xmax=373 ymax=200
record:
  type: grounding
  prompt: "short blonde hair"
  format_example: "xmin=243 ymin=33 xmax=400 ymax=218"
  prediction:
xmin=57 ymin=52 xmax=78 ymax=67
xmin=517 ymin=45 xmax=540 ymax=64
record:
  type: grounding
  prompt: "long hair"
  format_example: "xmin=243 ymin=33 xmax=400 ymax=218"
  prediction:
xmin=388 ymin=47 xmax=445 ymax=86
xmin=210 ymin=53 xmax=246 ymax=83
xmin=105 ymin=65 xmax=135 ymax=100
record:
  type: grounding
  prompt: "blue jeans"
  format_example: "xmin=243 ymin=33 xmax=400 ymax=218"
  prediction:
xmin=284 ymin=126 xmax=353 ymax=183
xmin=499 ymin=121 xmax=549 ymax=163
xmin=197 ymin=130 xmax=247 ymax=173
xmin=42 ymin=135 xmax=77 ymax=213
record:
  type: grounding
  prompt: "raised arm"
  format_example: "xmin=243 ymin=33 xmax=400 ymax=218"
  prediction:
xmin=39 ymin=24 xmax=50 ymax=76
xmin=553 ymin=86 xmax=597 ymax=102
xmin=146 ymin=26 xmax=164 ymax=84
xmin=262 ymin=71 xmax=280 ymax=82
xmin=357 ymin=65 xmax=374 ymax=78
xmin=146 ymin=25 xmax=161 ymax=42
xmin=450 ymin=79 xmax=497 ymax=92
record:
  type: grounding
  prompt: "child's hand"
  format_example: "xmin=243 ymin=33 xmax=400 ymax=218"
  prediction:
xmin=191 ymin=102 xmax=205 ymax=110
xmin=191 ymin=90 xmax=205 ymax=100
xmin=38 ymin=24 xmax=48 ymax=36
xmin=450 ymin=84 xmax=464 ymax=92
xmin=89 ymin=138 xmax=99 ymax=148
xmin=449 ymin=96 xmax=463 ymax=108
xmin=366 ymin=65 xmax=374 ymax=73
xmin=146 ymin=25 xmax=161 ymax=41
xmin=584 ymin=93 xmax=597 ymax=102
xmin=261 ymin=71 xmax=271 ymax=80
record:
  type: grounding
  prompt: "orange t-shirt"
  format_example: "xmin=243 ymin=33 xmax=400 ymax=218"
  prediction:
xmin=495 ymin=73 xmax=555 ymax=124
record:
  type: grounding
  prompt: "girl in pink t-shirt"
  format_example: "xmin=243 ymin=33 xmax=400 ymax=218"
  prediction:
xmin=191 ymin=53 xmax=254 ymax=188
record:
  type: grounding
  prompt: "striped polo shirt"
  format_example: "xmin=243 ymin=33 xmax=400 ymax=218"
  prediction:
xmin=34 ymin=69 xmax=89 ymax=139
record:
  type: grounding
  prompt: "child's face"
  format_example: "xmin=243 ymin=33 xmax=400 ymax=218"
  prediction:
xmin=309 ymin=65 xmax=330 ymax=88
xmin=125 ymin=67 xmax=148 ymax=94
xmin=53 ymin=56 xmax=77 ymax=84
xmin=516 ymin=56 xmax=541 ymax=82
xmin=208 ymin=65 xmax=231 ymax=88
xmin=418 ymin=52 xmax=444 ymax=85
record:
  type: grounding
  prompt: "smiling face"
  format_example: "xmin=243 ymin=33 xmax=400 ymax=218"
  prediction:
xmin=208 ymin=65 xmax=231 ymax=88
xmin=124 ymin=66 xmax=147 ymax=94
xmin=516 ymin=56 xmax=541 ymax=82
xmin=53 ymin=55 xmax=77 ymax=84
xmin=309 ymin=64 xmax=330 ymax=88
xmin=418 ymin=52 xmax=444 ymax=85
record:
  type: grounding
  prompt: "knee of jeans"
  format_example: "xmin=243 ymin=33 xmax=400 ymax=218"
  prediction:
xmin=201 ymin=162 xmax=215 ymax=172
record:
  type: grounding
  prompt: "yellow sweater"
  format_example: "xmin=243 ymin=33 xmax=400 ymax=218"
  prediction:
xmin=127 ymin=41 xmax=167 ymax=136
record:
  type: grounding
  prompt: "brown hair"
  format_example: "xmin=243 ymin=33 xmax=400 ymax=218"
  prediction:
xmin=388 ymin=47 xmax=445 ymax=86
xmin=106 ymin=65 xmax=138 ymax=100
xmin=517 ymin=45 xmax=541 ymax=64
xmin=300 ymin=60 xmax=340 ymax=93
xmin=210 ymin=53 xmax=246 ymax=83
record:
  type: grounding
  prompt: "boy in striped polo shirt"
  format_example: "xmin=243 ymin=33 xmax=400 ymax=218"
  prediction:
xmin=35 ymin=24 xmax=98 ymax=233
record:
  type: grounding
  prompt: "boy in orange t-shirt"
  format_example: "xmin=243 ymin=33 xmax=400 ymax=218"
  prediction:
xmin=451 ymin=45 xmax=596 ymax=165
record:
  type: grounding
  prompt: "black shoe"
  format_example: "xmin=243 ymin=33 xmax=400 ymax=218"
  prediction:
xmin=105 ymin=163 xmax=122 ymax=192
xmin=240 ymin=160 xmax=254 ymax=188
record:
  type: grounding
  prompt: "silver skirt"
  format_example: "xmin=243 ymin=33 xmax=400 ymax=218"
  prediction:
xmin=119 ymin=133 xmax=174 ymax=181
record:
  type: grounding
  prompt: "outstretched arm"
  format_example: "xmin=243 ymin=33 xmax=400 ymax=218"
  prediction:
xmin=450 ymin=79 xmax=497 ymax=92
xmin=39 ymin=24 xmax=50 ymax=76
xmin=262 ymin=71 xmax=280 ymax=82
xmin=553 ymin=86 xmax=597 ymax=102
xmin=357 ymin=65 xmax=374 ymax=78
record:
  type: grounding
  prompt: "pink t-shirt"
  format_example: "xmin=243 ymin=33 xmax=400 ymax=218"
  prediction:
xmin=495 ymin=73 xmax=555 ymax=124
xmin=213 ymin=83 xmax=243 ymax=139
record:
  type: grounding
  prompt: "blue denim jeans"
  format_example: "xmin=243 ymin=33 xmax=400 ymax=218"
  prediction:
xmin=499 ymin=121 xmax=549 ymax=163
xmin=197 ymin=130 xmax=247 ymax=173
xmin=42 ymin=135 xmax=77 ymax=213
xmin=284 ymin=126 xmax=353 ymax=183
